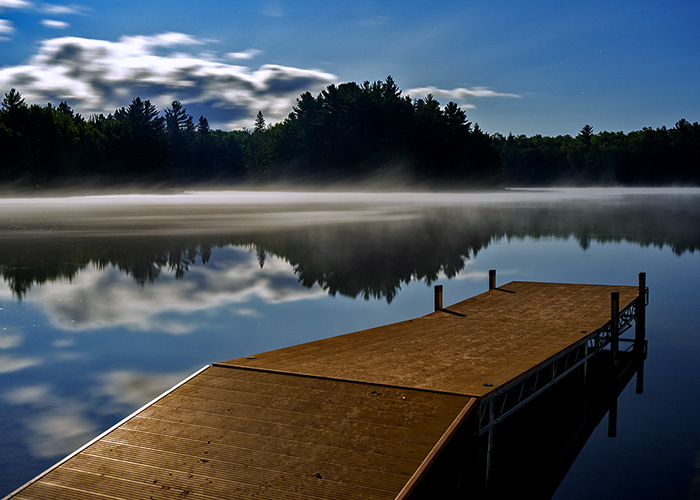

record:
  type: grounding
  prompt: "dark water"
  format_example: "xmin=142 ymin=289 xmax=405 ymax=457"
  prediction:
xmin=0 ymin=188 xmax=699 ymax=498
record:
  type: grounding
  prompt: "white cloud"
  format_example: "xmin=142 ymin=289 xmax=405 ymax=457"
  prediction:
xmin=96 ymin=370 xmax=192 ymax=408
xmin=40 ymin=18 xmax=68 ymax=29
xmin=27 ymin=412 xmax=98 ymax=457
xmin=3 ymin=368 xmax=190 ymax=460
xmin=120 ymin=32 xmax=203 ymax=51
xmin=0 ymin=1 xmax=89 ymax=15
xmin=0 ymin=0 xmax=32 ymax=9
xmin=0 ymin=353 xmax=41 ymax=373
xmin=0 ymin=332 xmax=22 ymax=348
xmin=233 ymin=307 xmax=263 ymax=318
xmin=4 ymin=384 xmax=97 ymax=458
xmin=37 ymin=3 xmax=88 ymax=15
xmin=226 ymin=48 xmax=263 ymax=60
xmin=0 ymin=32 xmax=337 ymax=129
xmin=4 ymin=384 xmax=50 ymax=404
xmin=406 ymin=85 xmax=521 ymax=109
xmin=0 ymin=18 xmax=15 ymax=35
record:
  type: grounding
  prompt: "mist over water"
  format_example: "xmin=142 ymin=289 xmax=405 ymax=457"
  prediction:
xmin=1 ymin=187 xmax=699 ymax=499
xmin=1 ymin=186 xmax=697 ymax=235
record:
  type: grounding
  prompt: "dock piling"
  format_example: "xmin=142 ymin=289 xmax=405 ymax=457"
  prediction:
xmin=434 ymin=285 xmax=443 ymax=311
xmin=611 ymin=291 xmax=620 ymax=364
xmin=489 ymin=270 xmax=497 ymax=290
xmin=635 ymin=272 xmax=647 ymax=349
xmin=635 ymin=272 xmax=647 ymax=394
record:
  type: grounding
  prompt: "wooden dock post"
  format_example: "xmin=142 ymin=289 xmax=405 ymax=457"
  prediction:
xmin=489 ymin=269 xmax=496 ymax=290
xmin=434 ymin=285 xmax=443 ymax=311
xmin=611 ymin=291 xmax=620 ymax=364
xmin=635 ymin=272 xmax=647 ymax=394
xmin=635 ymin=272 xmax=647 ymax=348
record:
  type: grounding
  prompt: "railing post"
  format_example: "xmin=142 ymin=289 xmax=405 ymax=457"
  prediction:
xmin=635 ymin=272 xmax=647 ymax=350
xmin=611 ymin=291 xmax=620 ymax=364
xmin=434 ymin=285 xmax=443 ymax=312
xmin=635 ymin=272 xmax=647 ymax=394
xmin=489 ymin=269 xmax=496 ymax=290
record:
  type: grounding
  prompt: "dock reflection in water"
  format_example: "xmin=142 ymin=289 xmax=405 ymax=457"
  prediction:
xmin=416 ymin=349 xmax=647 ymax=499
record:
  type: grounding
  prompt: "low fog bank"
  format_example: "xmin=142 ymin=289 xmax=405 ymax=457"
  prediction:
xmin=1 ymin=186 xmax=699 ymax=238
xmin=2 ymin=187 xmax=699 ymax=300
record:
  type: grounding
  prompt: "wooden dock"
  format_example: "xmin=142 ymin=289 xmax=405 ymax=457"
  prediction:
xmin=4 ymin=274 xmax=647 ymax=500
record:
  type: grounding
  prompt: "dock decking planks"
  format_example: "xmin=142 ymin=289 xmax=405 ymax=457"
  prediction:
xmin=221 ymin=282 xmax=641 ymax=397
xmin=8 ymin=365 xmax=473 ymax=500
xmin=5 ymin=280 xmax=642 ymax=500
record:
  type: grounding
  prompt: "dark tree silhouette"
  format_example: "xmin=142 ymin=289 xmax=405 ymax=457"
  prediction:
xmin=254 ymin=110 xmax=266 ymax=132
xmin=2 ymin=88 xmax=25 ymax=112
xmin=165 ymin=100 xmax=196 ymax=178
xmin=107 ymin=97 xmax=169 ymax=177
xmin=1 ymin=78 xmax=699 ymax=189
xmin=578 ymin=124 xmax=594 ymax=147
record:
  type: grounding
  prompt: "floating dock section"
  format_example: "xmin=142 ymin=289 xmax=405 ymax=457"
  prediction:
xmin=4 ymin=272 xmax=648 ymax=500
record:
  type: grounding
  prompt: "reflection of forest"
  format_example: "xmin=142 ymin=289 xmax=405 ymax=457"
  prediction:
xmin=1 ymin=196 xmax=699 ymax=300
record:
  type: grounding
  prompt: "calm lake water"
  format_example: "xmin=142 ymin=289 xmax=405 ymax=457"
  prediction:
xmin=1 ymin=187 xmax=699 ymax=499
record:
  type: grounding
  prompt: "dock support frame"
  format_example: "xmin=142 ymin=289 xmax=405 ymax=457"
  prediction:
xmin=477 ymin=293 xmax=644 ymax=436
xmin=476 ymin=279 xmax=648 ymax=488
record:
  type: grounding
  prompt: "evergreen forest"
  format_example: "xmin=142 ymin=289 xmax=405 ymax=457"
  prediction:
xmin=1 ymin=76 xmax=698 ymax=189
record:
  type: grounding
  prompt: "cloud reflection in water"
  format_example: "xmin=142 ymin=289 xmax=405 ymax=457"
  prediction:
xmin=24 ymin=247 xmax=325 ymax=334
xmin=3 ymin=385 xmax=98 ymax=459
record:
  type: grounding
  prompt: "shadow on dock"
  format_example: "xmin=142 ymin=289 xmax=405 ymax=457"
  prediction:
xmin=410 ymin=349 xmax=646 ymax=499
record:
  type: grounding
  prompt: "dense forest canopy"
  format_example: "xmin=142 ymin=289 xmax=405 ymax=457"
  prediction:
xmin=1 ymin=77 xmax=698 ymax=189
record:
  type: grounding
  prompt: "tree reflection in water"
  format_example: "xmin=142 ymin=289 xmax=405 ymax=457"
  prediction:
xmin=1 ymin=191 xmax=698 ymax=300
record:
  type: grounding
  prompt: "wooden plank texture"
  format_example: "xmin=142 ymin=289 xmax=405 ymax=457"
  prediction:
xmin=221 ymin=282 xmax=640 ymax=397
xmin=9 ymin=366 xmax=472 ymax=500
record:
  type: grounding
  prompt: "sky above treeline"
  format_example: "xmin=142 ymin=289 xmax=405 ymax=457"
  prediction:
xmin=0 ymin=0 xmax=698 ymax=136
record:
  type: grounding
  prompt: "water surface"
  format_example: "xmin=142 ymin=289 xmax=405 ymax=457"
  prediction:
xmin=1 ymin=188 xmax=699 ymax=498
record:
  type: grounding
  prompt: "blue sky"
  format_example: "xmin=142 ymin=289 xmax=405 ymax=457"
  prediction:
xmin=0 ymin=0 xmax=698 ymax=136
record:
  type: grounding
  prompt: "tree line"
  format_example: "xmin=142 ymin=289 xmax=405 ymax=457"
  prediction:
xmin=494 ymin=121 xmax=700 ymax=185
xmin=1 ymin=77 xmax=698 ymax=189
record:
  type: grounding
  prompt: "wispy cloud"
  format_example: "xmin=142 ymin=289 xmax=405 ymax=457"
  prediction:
xmin=96 ymin=370 xmax=192 ymax=408
xmin=0 ymin=32 xmax=336 ymax=129
xmin=3 ymin=367 xmax=191 ymax=460
xmin=406 ymin=85 xmax=521 ymax=109
xmin=0 ymin=332 xmax=22 ymax=349
xmin=0 ymin=2 xmax=86 ymax=42
xmin=0 ymin=18 xmax=15 ymax=36
xmin=261 ymin=0 xmax=285 ymax=17
xmin=4 ymin=384 xmax=97 ymax=458
xmin=226 ymin=48 xmax=263 ymax=60
xmin=4 ymin=384 xmax=50 ymax=405
xmin=357 ymin=14 xmax=390 ymax=27
xmin=37 ymin=3 xmax=88 ymax=15
xmin=0 ymin=353 xmax=42 ymax=373
xmin=0 ymin=1 xmax=88 ymax=15
xmin=0 ymin=0 xmax=32 ymax=9
xmin=40 ymin=18 xmax=68 ymax=29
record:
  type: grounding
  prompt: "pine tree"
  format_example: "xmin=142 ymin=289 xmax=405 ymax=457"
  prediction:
xmin=1 ymin=88 xmax=26 ymax=112
xmin=254 ymin=110 xmax=266 ymax=132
